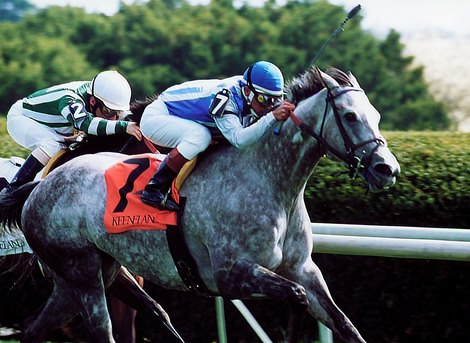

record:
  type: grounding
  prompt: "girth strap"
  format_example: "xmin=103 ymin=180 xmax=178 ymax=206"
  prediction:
xmin=166 ymin=197 xmax=213 ymax=296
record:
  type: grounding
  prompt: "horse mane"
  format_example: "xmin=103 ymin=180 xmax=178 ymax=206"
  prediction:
xmin=130 ymin=94 xmax=159 ymax=124
xmin=286 ymin=67 xmax=354 ymax=105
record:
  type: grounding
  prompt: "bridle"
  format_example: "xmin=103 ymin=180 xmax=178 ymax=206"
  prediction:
xmin=289 ymin=86 xmax=386 ymax=178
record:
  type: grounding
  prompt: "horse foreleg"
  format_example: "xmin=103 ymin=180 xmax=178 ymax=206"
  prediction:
xmin=284 ymin=261 xmax=367 ymax=343
xmin=107 ymin=266 xmax=186 ymax=343
xmin=215 ymin=259 xmax=308 ymax=343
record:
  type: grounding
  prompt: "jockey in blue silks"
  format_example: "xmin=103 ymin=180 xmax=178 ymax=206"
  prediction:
xmin=140 ymin=61 xmax=296 ymax=211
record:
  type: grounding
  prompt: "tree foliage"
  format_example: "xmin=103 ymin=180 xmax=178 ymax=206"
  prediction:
xmin=0 ymin=0 xmax=450 ymax=130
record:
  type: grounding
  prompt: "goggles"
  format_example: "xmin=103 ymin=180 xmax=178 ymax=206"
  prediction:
xmin=255 ymin=92 xmax=283 ymax=109
xmin=96 ymin=99 xmax=121 ymax=119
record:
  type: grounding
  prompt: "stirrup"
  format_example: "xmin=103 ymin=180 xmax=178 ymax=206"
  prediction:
xmin=160 ymin=188 xmax=180 ymax=211
xmin=141 ymin=188 xmax=179 ymax=211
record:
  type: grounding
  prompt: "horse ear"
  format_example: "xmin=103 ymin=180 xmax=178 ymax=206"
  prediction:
xmin=347 ymin=71 xmax=362 ymax=88
xmin=315 ymin=67 xmax=340 ymax=90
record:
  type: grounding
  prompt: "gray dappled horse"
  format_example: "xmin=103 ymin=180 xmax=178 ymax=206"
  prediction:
xmin=0 ymin=68 xmax=399 ymax=343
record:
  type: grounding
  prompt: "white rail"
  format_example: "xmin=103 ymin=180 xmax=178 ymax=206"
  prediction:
xmin=311 ymin=223 xmax=470 ymax=261
xmin=311 ymin=223 xmax=470 ymax=241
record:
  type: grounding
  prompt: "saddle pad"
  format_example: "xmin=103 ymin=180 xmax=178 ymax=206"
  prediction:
xmin=104 ymin=154 xmax=179 ymax=233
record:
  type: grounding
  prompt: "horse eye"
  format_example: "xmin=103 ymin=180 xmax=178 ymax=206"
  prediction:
xmin=344 ymin=112 xmax=358 ymax=123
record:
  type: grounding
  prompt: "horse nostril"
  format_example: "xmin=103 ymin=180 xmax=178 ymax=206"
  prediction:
xmin=374 ymin=163 xmax=393 ymax=176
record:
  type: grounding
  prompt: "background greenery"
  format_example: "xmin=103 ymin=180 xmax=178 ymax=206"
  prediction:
xmin=0 ymin=0 xmax=450 ymax=130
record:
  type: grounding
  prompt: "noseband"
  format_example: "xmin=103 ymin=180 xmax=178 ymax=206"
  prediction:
xmin=289 ymin=86 xmax=385 ymax=178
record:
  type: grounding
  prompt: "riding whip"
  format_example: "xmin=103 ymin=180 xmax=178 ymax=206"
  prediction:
xmin=274 ymin=4 xmax=362 ymax=135
xmin=310 ymin=4 xmax=361 ymax=66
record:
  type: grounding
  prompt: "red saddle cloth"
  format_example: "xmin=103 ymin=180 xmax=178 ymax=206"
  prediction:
xmin=103 ymin=153 xmax=179 ymax=234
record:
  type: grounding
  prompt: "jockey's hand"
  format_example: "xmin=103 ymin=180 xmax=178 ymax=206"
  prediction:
xmin=63 ymin=131 xmax=86 ymax=143
xmin=126 ymin=122 xmax=143 ymax=141
xmin=272 ymin=100 xmax=295 ymax=121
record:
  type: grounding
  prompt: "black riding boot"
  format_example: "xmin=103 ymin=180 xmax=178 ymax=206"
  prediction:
xmin=141 ymin=158 xmax=180 ymax=211
xmin=1 ymin=154 xmax=44 ymax=194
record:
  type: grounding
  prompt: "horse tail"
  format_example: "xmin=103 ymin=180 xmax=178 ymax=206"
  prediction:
xmin=0 ymin=181 xmax=40 ymax=232
xmin=0 ymin=253 xmax=40 ymax=285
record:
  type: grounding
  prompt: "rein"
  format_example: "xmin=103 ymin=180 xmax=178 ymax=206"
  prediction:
xmin=118 ymin=136 xmax=159 ymax=154
xmin=290 ymin=87 xmax=385 ymax=178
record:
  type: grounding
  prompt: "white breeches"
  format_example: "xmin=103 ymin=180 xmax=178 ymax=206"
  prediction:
xmin=7 ymin=100 xmax=65 ymax=159
xmin=140 ymin=98 xmax=212 ymax=160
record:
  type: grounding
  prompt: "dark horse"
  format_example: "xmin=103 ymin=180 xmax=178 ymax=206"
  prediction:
xmin=0 ymin=67 xmax=399 ymax=343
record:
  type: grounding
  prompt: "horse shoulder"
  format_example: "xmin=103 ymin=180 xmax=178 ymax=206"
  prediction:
xmin=281 ymin=197 xmax=314 ymax=269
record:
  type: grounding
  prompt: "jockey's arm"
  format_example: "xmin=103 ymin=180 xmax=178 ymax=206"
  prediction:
xmin=61 ymin=99 xmax=140 ymax=139
xmin=214 ymin=112 xmax=277 ymax=149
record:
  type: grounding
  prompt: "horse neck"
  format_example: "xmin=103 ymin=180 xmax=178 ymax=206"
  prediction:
xmin=253 ymin=92 xmax=327 ymax=200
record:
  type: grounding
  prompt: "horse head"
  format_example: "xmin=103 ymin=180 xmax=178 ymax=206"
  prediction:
xmin=286 ymin=67 xmax=400 ymax=192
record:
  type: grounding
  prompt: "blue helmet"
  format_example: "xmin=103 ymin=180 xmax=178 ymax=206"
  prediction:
xmin=243 ymin=61 xmax=284 ymax=96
